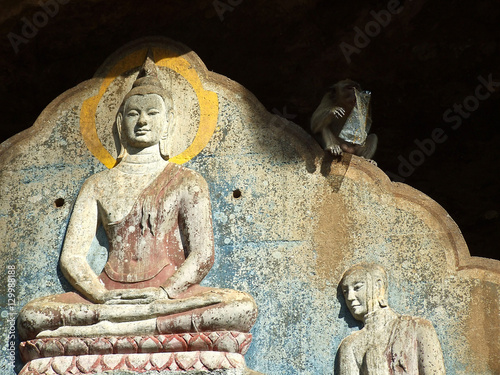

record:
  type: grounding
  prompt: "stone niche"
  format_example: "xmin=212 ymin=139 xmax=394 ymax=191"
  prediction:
xmin=0 ymin=37 xmax=499 ymax=374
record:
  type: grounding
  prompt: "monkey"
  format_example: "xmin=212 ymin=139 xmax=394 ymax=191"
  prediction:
xmin=311 ymin=79 xmax=378 ymax=160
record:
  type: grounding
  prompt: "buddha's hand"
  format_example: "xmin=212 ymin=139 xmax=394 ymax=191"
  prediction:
xmin=102 ymin=287 xmax=169 ymax=305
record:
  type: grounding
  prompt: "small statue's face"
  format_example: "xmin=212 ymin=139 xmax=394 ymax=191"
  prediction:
xmin=342 ymin=271 xmax=369 ymax=320
xmin=121 ymin=94 xmax=168 ymax=148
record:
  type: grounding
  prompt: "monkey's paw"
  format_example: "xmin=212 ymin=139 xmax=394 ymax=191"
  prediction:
xmin=327 ymin=145 xmax=343 ymax=156
xmin=360 ymin=157 xmax=378 ymax=166
xmin=331 ymin=107 xmax=346 ymax=118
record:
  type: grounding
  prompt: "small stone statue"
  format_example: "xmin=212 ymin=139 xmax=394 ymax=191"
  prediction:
xmin=18 ymin=54 xmax=258 ymax=340
xmin=311 ymin=79 xmax=377 ymax=160
xmin=337 ymin=263 xmax=445 ymax=374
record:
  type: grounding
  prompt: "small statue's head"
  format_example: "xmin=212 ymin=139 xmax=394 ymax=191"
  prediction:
xmin=340 ymin=263 xmax=388 ymax=321
xmin=116 ymin=53 xmax=173 ymax=160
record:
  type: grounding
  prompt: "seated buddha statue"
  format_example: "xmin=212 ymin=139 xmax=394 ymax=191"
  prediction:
xmin=17 ymin=55 xmax=258 ymax=341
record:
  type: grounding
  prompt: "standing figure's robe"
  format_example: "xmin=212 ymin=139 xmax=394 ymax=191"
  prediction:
xmin=337 ymin=308 xmax=445 ymax=374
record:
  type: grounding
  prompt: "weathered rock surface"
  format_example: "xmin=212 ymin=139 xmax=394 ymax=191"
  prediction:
xmin=1 ymin=0 xmax=499 ymax=262
xmin=1 ymin=38 xmax=499 ymax=375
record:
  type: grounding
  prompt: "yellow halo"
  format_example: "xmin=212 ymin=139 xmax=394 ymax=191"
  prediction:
xmin=80 ymin=48 xmax=219 ymax=168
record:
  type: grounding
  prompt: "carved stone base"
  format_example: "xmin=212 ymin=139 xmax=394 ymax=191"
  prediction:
xmin=20 ymin=332 xmax=252 ymax=362
xmin=19 ymin=351 xmax=247 ymax=374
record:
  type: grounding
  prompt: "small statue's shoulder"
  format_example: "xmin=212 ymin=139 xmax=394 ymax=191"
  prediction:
xmin=399 ymin=314 xmax=432 ymax=326
xmin=339 ymin=328 xmax=364 ymax=349
xmin=397 ymin=314 xmax=437 ymax=338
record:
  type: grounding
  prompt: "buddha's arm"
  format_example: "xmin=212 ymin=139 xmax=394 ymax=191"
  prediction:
xmin=417 ymin=320 xmax=446 ymax=374
xmin=161 ymin=172 xmax=215 ymax=298
xmin=59 ymin=178 xmax=108 ymax=303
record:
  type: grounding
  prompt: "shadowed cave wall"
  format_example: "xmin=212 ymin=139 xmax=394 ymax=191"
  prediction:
xmin=0 ymin=0 xmax=498 ymax=261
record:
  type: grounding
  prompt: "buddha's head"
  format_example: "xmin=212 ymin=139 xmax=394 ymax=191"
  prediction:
xmin=340 ymin=263 xmax=388 ymax=321
xmin=116 ymin=53 xmax=173 ymax=160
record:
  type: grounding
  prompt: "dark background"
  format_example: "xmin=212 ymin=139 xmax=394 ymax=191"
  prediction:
xmin=0 ymin=0 xmax=499 ymax=261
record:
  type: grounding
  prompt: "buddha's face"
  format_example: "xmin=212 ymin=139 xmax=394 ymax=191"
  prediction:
xmin=342 ymin=270 xmax=369 ymax=320
xmin=120 ymin=94 xmax=168 ymax=149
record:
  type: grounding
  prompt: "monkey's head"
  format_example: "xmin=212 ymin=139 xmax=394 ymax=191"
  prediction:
xmin=330 ymin=79 xmax=362 ymax=106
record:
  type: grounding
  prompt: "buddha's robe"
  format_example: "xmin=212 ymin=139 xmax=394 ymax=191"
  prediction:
xmin=18 ymin=164 xmax=257 ymax=340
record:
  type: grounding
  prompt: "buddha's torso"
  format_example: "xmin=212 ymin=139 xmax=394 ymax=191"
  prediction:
xmin=94 ymin=160 xmax=169 ymax=225
xmin=90 ymin=160 xmax=188 ymax=284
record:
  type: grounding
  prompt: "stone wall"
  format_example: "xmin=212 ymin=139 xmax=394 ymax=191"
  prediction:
xmin=0 ymin=0 xmax=499 ymax=262
xmin=1 ymin=38 xmax=499 ymax=375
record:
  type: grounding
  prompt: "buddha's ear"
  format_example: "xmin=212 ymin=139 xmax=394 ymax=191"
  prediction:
xmin=166 ymin=109 xmax=174 ymax=132
xmin=116 ymin=112 xmax=127 ymax=161
xmin=159 ymin=109 xmax=173 ymax=161
xmin=116 ymin=112 xmax=123 ymax=130
xmin=116 ymin=112 xmax=124 ymax=145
